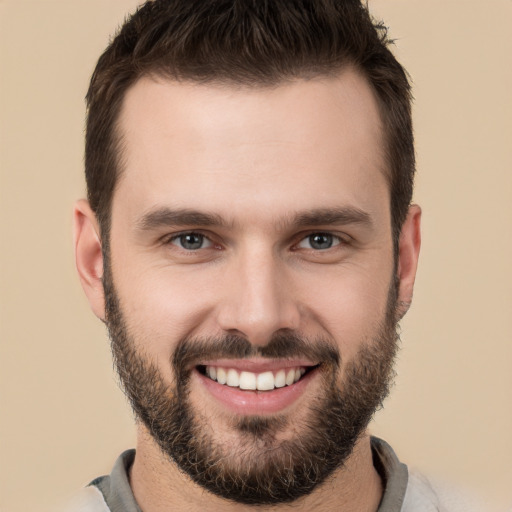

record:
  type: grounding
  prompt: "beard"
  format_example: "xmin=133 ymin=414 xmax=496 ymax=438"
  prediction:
xmin=103 ymin=263 xmax=399 ymax=505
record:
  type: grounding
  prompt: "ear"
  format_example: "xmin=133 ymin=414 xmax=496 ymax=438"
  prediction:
xmin=396 ymin=204 xmax=422 ymax=320
xmin=73 ymin=199 xmax=105 ymax=321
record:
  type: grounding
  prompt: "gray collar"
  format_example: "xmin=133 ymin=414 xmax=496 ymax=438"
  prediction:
xmin=90 ymin=437 xmax=408 ymax=511
xmin=90 ymin=450 xmax=141 ymax=512
xmin=371 ymin=437 xmax=409 ymax=511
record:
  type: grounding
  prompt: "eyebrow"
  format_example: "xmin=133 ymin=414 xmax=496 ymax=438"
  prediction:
xmin=136 ymin=205 xmax=372 ymax=233
xmin=290 ymin=207 xmax=372 ymax=229
xmin=136 ymin=208 xmax=231 ymax=231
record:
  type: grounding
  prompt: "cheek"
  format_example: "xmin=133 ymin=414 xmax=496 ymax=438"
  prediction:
xmin=297 ymin=264 xmax=393 ymax=361
xmin=111 ymin=262 xmax=219 ymax=370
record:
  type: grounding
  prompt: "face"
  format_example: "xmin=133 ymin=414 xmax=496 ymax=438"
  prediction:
xmin=79 ymin=70 xmax=420 ymax=504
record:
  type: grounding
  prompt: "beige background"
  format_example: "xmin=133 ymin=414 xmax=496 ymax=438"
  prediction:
xmin=1 ymin=1 xmax=511 ymax=511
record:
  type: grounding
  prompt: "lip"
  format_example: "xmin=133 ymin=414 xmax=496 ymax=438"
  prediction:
xmin=194 ymin=364 xmax=318 ymax=415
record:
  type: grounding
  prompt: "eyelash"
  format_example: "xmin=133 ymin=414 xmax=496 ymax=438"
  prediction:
xmin=295 ymin=232 xmax=344 ymax=251
xmin=166 ymin=232 xmax=216 ymax=251
xmin=164 ymin=231 xmax=349 ymax=252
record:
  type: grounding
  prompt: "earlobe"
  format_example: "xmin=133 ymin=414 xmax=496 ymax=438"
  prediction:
xmin=73 ymin=199 xmax=106 ymax=321
xmin=396 ymin=204 xmax=422 ymax=320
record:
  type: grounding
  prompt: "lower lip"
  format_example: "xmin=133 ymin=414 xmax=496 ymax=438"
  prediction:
xmin=195 ymin=368 xmax=318 ymax=415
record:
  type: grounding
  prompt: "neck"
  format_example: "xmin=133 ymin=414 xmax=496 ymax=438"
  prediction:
xmin=130 ymin=428 xmax=383 ymax=512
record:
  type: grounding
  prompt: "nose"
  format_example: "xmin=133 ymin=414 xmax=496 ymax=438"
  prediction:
xmin=216 ymin=247 xmax=301 ymax=346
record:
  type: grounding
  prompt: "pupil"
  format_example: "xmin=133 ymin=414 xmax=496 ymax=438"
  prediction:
xmin=310 ymin=233 xmax=332 ymax=250
xmin=181 ymin=233 xmax=203 ymax=250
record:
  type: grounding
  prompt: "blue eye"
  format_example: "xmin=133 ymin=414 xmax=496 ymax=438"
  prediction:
xmin=297 ymin=233 xmax=340 ymax=250
xmin=171 ymin=233 xmax=212 ymax=250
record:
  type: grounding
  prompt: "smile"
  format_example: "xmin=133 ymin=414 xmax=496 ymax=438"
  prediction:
xmin=199 ymin=365 xmax=308 ymax=391
xmin=195 ymin=362 xmax=320 ymax=415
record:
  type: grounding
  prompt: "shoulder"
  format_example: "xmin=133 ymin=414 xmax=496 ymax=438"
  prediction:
xmin=58 ymin=485 xmax=110 ymax=512
xmin=402 ymin=469 xmax=495 ymax=512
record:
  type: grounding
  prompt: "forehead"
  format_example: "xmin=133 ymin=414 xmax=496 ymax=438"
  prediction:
xmin=114 ymin=70 xmax=388 ymax=225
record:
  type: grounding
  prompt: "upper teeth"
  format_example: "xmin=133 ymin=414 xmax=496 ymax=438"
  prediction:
xmin=206 ymin=366 xmax=306 ymax=391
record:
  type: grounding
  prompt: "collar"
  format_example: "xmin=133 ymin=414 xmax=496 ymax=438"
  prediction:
xmin=90 ymin=437 xmax=408 ymax=511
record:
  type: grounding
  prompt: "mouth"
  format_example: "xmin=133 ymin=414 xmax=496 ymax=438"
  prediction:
xmin=194 ymin=361 xmax=321 ymax=415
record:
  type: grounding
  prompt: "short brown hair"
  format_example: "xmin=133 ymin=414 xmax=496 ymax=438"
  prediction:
xmin=85 ymin=0 xmax=414 ymax=247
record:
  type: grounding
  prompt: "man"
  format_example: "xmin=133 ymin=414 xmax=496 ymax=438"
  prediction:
xmin=70 ymin=1 xmax=477 ymax=511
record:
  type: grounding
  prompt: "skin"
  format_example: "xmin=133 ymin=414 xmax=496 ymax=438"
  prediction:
xmin=74 ymin=68 xmax=421 ymax=511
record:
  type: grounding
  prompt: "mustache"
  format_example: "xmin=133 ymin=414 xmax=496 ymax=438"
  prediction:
xmin=172 ymin=331 xmax=340 ymax=374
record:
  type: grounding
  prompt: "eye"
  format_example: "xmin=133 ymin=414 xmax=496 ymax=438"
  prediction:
xmin=170 ymin=232 xmax=213 ymax=251
xmin=297 ymin=233 xmax=341 ymax=250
